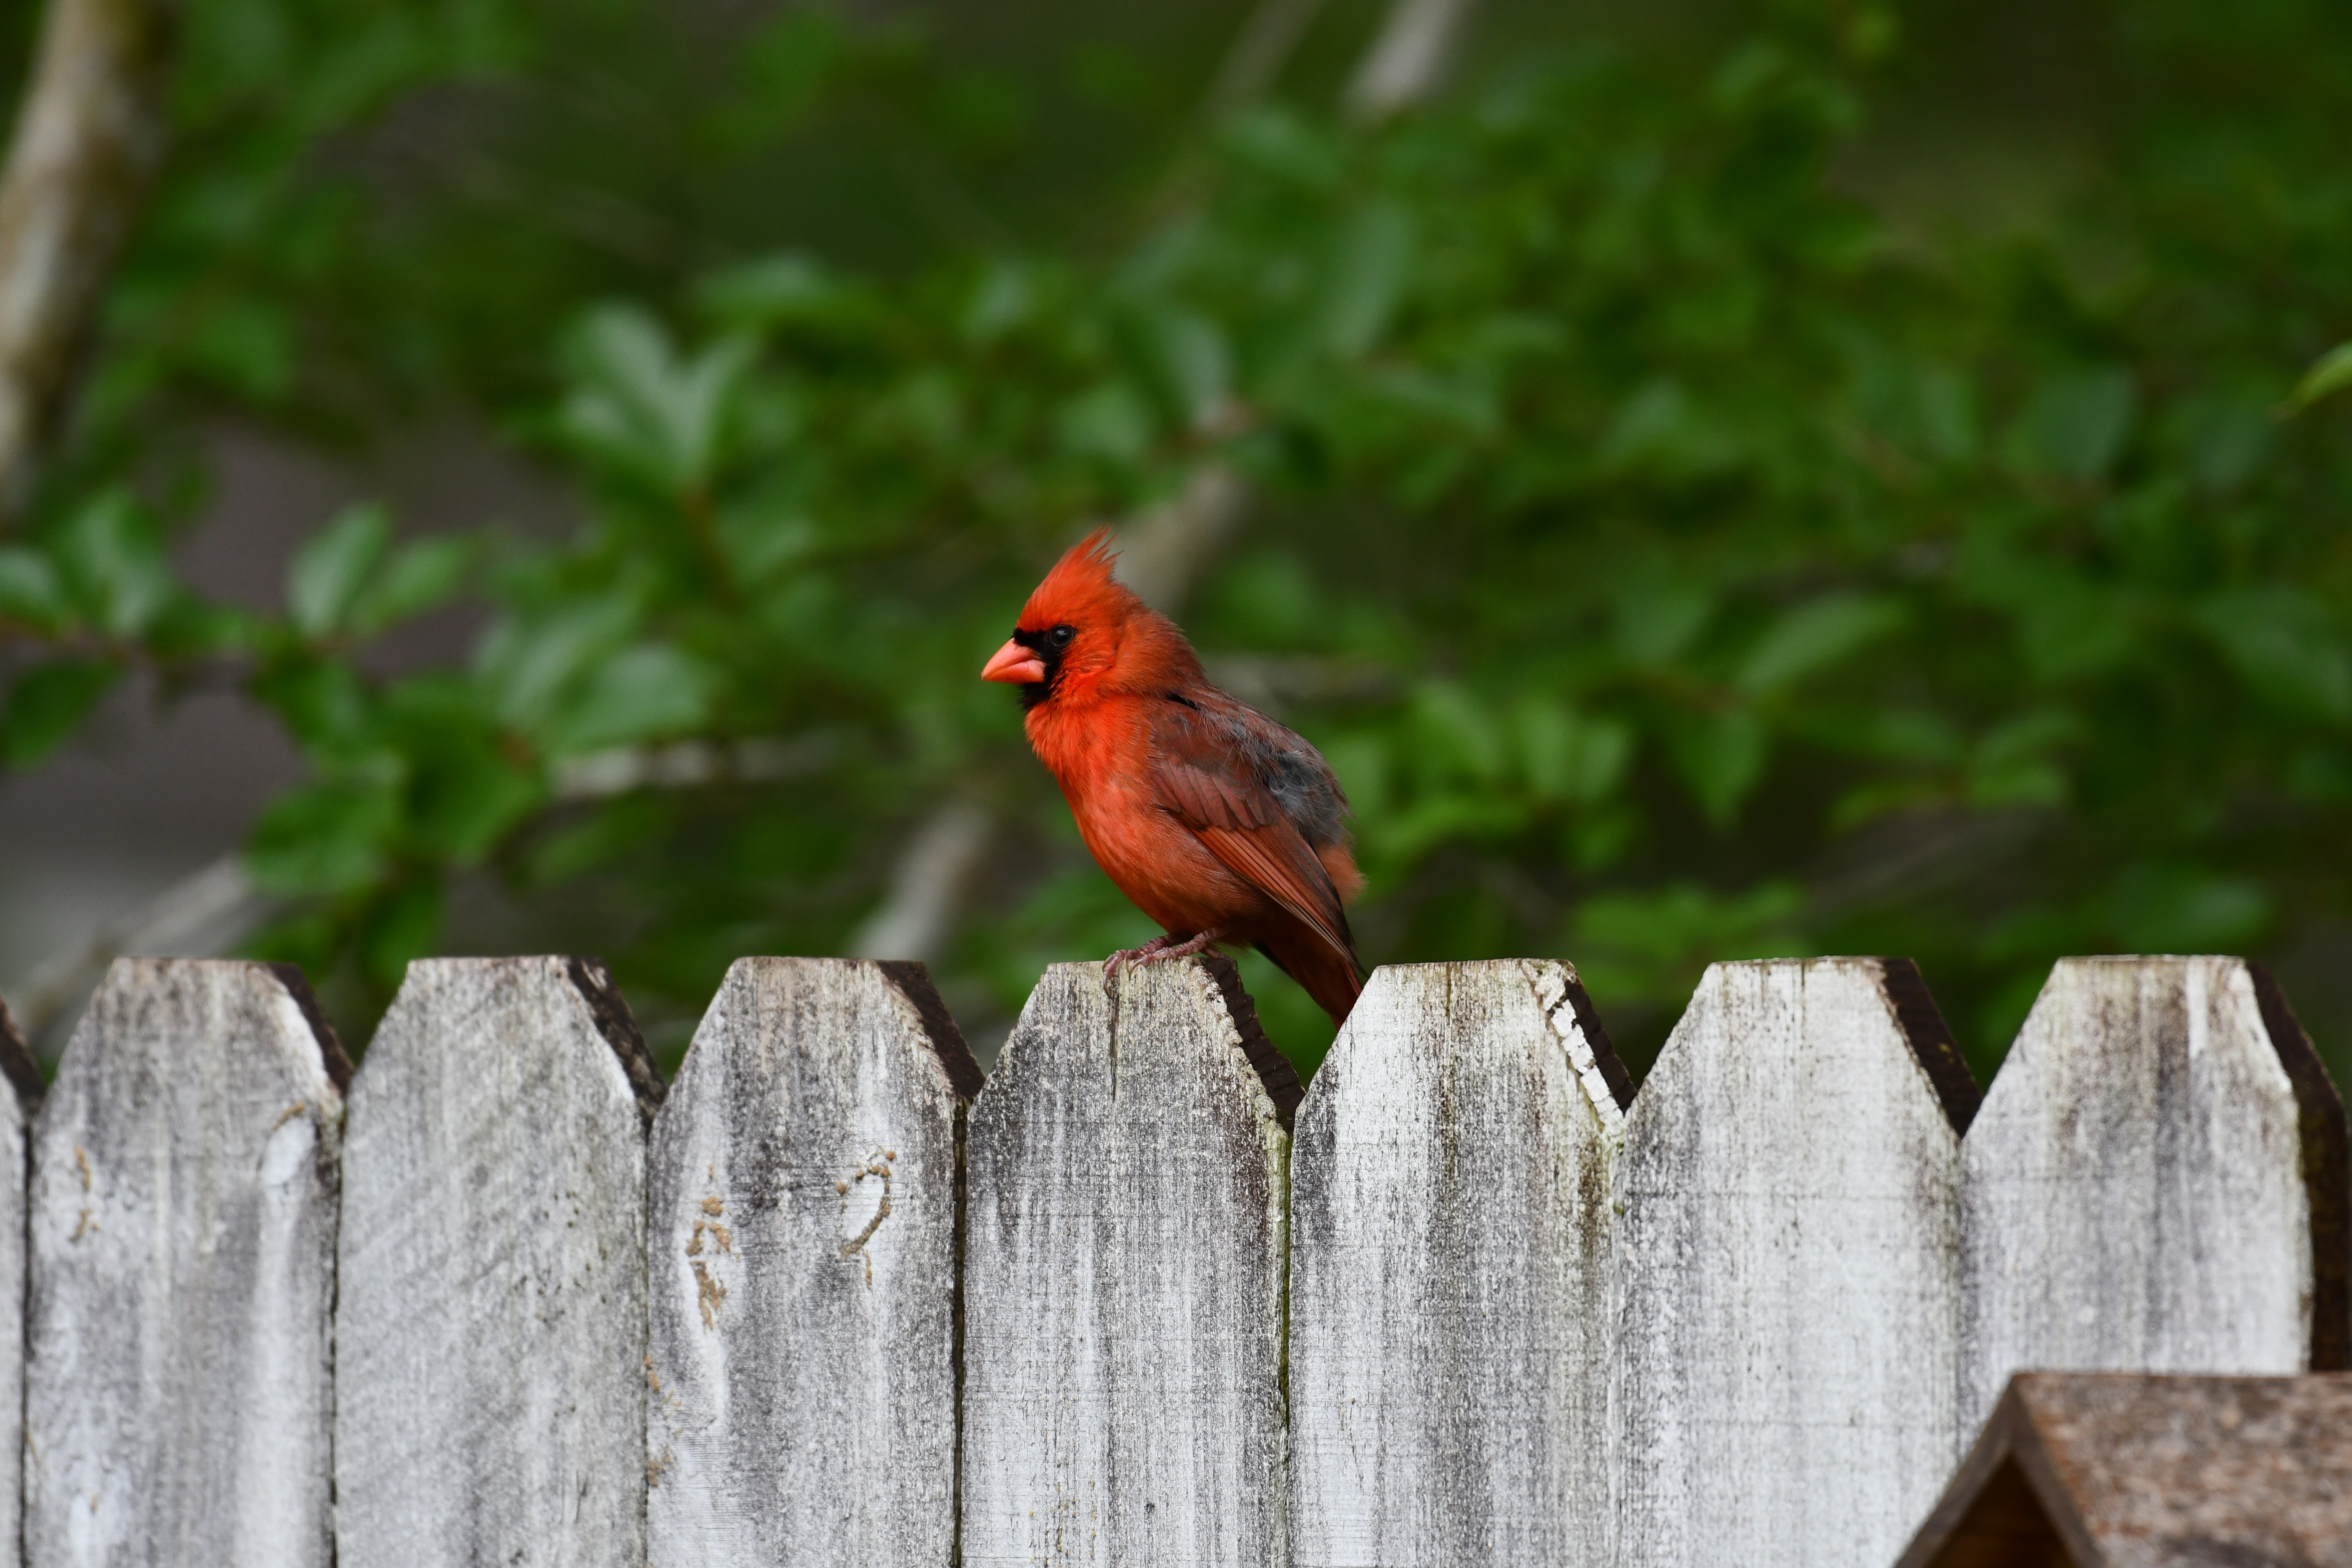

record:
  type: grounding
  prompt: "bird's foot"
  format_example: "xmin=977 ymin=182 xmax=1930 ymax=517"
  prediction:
xmin=1101 ymin=928 xmax=1228 ymax=993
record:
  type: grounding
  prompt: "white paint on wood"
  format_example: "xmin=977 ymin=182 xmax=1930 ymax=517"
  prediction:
xmin=24 ymin=958 xmax=347 ymax=1567
xmin=646 ymin=958 xmax=982 ymax=1568
xmin=0 ymin=991 xmax=43 ymax=1558
xmin=960 ymin=955 xmax=1296 ymax=1568
xmin=1614 ymin=958 xmax=1975 ymax=1568
xmin=1959 ymin=957 xmax=2345 ymax=1439
xmin=336 ymin=956 xmax=661 ymax=1568
xmin=1288 ymin=959 xmax=1629 ymax=1567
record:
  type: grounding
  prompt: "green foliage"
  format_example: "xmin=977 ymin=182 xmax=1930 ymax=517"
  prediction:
xmin=2289 ymin=342 xmax=2352 ymax=413
xmin=5 ymin=0 xmax=2352 ymax=1082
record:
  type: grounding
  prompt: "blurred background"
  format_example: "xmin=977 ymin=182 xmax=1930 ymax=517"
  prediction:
xmin=0 ymin=0 xmax=2347 ymax=1089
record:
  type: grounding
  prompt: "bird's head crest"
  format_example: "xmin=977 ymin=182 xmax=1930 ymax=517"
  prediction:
xmin=1018 ymin=526 xmax=1138 ymax=631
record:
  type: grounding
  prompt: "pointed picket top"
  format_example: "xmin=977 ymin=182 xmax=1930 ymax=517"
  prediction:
xmin=0 ymin=988 xmax=44 ymax=1113
xmin=24 ymin=958 xmax=348 ymax=1568
xmin=1960 ymin=957 xmax=2350 ymax=1440
xmin=959 ymin=953 xmax=1293 ymax=1568
xmin=647 ymin=958 xmax=981 ymax=1568
xmin=1289 ymin=959 xmax=1629 ymax=1568
xmin=336 ymin=956 xmax=661 ymax=1568
xmin=1615 ymin=957 xmax=1975 ymax=1568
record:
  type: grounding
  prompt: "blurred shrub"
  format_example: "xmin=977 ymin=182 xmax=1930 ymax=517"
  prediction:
xmin=3 ymin=0 xmax=2350 ymax=1080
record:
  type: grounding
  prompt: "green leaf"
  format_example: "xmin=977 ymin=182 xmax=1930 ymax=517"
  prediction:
xmin=0 ymin=660 xmax=122 ymax=768
xmin=2178 ymin=390 xmax=2274 ymax=493
xmin=2287 ymin=341 xmax=2352 ymax=414
xmin=477 ymin=598 xmax=639 ymax=730
xmin=253 ymin=658 xmax=376 ymax=757
xmin=961 ymin=258 xmax=1044 ymax=342
xmin=245 ymin=777 xmax=401 ymax=894
xmin=359 ymin=876 xmax=446 ymax=988
xmin=2009 ymin=368 xmax=2136 ymax=482
xmin=1322 ymin=202 xmax=1414 ymax=359
xmin=1517 ymin=700 xmax=1631 ymax=805
xmin=353 ymin=535 xmax=471 ymax=635
xmin=1666 ymin=706 xmax=1766 ymax=827
xmin=1966 ymin=709 xmax=2077 ymax=809
xmin=1615 ymin=582 xmax=1714 ymax=665
xmin=1056 ymin=381 xmax=1155 ymax=466
xmin=715 ymin=503 xmax=819 ymax=586
xmin=288 ymin=502 xmax=393 ymax=637
xmin=560 ymin=306 xmax=756 ymax=496
xmin=408 ymin=746 xmax=542 ymax=863
xmin=1603 ymin=380 xmax=1739 ymax=479
xmin=52 ymin=490 xmax=177 ymax=637
xmin=188 ymin=295 xmax=296 ymax=399
xmin=1737 ymin=594 xmax=1904 ymax=693
xmin=2194 ymin=588 xmax=2352 ymax=723
xmin=696 ymin=252 xmax=884 ymax=338
xmin=722 ymin=10 xmax=848 ymax=141
xmin=1139 ymin=306 xmax=1231 ymax=427
xmin=0 ymin=548 xmax=67 ymax=629
xmin=1375 ymin=792 xmax=1528 ymax=859
xmin=542 ymin=643 xmax=715 ymax=752
xmin=1217 ymin=108 xmax=1345 ymax=192
xmin=1408 ymin=681 xmax=1506 ymax=785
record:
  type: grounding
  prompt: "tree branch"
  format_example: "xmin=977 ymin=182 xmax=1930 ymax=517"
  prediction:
xmin=1204 ymin=0 xmax=1332 ymax=118
xmin=0 ymin=0 xmax=177 ymax=523
xmin=548 ymin=733 xmax=837 ymax=800
xmin=1110 ymin=463 xmax=1249 ymax=614
xmin=1346 ymin=0 xmax=1480 ymax=122
xmin=847 ymin=798 xmax=995 ymax=965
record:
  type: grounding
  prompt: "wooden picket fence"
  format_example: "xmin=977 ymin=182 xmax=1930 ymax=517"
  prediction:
xmin=0 ymin=948 xmax=2340 ymax=1568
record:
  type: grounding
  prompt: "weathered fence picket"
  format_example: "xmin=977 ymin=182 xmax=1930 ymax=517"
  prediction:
xmin=1614 ymin=958 xmax=1983 ymax=1568
xmin=334 ymin=956 xmax=663 ymax=1568
xmin=1288 ymin=960 xmax=1630 ymax=1568
xmin=0 ymin=944 xmax=2340 ymax=1566
xmin=24 ymin=958 xmax=347 ymax=1567
xmin=646 ymin=958 xmax=982 ymax=1568
xmin=1959 ymin=957 xmax=2351 ymax=1438
xmin=959 ymin=955 xmax=1300 ymax=1568
xmin=0 ymin=995 xmax=41 ymax=1559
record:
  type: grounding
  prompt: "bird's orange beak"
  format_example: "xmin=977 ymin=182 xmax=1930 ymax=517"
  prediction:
xmin=981 ymin=637 xmax=1047 ymax=684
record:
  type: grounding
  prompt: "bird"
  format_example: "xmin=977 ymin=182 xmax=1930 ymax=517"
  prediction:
xmin=981 ymin=527 xmax=1365 ymax=1025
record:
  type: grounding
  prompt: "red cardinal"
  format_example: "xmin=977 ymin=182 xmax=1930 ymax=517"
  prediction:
xmin=982 ymin=528 xmax=1365 ymax=1024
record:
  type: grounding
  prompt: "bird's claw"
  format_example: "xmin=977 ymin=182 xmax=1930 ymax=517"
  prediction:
xmin=1100 ymin=929 xmax=1225 ymax=995
xmin=1101 ymin=940 xmax=1162 ymax=993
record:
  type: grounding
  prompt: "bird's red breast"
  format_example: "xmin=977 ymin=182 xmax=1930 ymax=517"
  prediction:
xmin=982 ymin=528 xmax=1365 ymax=1024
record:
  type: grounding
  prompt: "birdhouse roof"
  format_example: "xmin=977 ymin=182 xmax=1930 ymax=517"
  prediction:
xmin=1896 ymin=1372 xmax=2352 ymax=1568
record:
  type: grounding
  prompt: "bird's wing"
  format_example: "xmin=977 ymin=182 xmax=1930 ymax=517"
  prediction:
xmin=1150 ymin=698 xmax=1358 ymax=966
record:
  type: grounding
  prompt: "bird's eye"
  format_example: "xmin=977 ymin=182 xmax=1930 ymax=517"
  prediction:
xmin=1047 ymin=624 xmax=1076 ymax=649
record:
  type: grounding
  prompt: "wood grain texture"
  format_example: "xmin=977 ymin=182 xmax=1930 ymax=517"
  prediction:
xmin=646 ymin=958 xmax=982 ymax=1568
xmin=336 ymin=956 xmax=662 ymax=1568
xmin=960 ymin=954 xmax=1292 ymax=1568
xmin=1615 ymin=958 xmax=1973 ymax=1568
xmin=24 ymin=958 xmax=348 ymax=1568
xmin=0 ymin=991 xmax=41 ymax=1560
xmin=1959 ymin=956 xmax=2349 ymax=1441
xmin=1288 ymin=960 xmax=1629 ymax=1568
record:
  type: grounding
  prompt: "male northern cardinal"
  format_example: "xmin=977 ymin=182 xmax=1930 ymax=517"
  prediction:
xmin=982 ymin=528 xmax=1365 ymax=1024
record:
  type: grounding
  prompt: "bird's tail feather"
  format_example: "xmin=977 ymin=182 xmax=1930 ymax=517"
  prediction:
xmin=1254 ymin=932 xmax=1363 ymax=1028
